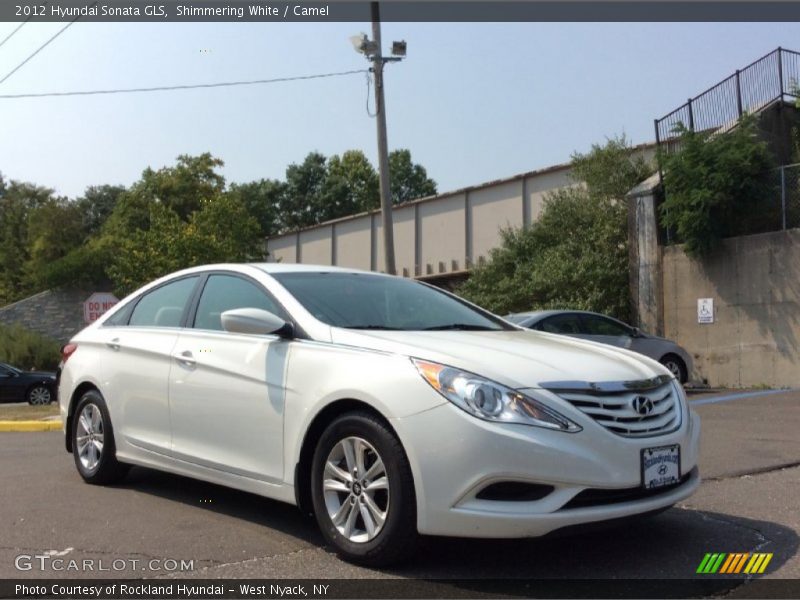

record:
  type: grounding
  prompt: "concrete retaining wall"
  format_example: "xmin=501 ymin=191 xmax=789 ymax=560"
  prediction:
xmin=0 ymin=288 xmax=100 ymax=344
xmin=662 ymin=229 xmax=800 ymax=387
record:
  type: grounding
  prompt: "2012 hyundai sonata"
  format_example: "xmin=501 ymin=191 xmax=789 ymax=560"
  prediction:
xmin=58 ymin=263 xmax=700 ymax=565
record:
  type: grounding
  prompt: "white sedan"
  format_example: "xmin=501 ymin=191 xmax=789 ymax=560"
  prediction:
xmin=58 ymin=263 xmax=700 ymax=565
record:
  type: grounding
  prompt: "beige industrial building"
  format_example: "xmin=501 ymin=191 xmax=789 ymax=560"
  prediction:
xmin=266 ymin=145 xmax=657 ymax=281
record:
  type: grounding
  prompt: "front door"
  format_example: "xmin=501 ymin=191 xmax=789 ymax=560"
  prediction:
xmin=167 ymin=274 xmax=288 ymax=483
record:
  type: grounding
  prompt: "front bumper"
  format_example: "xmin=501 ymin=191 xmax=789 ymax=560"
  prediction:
xmin=392 ymin=401 xmax=701 ymax=538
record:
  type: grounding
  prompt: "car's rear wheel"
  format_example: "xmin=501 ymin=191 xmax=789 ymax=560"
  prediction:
xmin=27 ymin=385 xmax=52 ymax=405
xmin=310 ymin=411 xmax=417 ymax=566
xmin=660 ymin=354 xmax=688 ymax=384
xmin=71 ymin=390 xmax=129 ymax=484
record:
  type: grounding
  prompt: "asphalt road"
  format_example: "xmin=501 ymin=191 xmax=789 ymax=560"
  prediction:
xmin=1 ymin=390 xmax=798 ymax=589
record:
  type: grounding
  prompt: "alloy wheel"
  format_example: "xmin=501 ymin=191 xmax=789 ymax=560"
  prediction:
xmin=323 ymin=436 xmax=390 ymax=543
xmin=29 ymin=386 xmax=51 ymax=405
xmin=76 ymin=404 xmax=104 ymax=471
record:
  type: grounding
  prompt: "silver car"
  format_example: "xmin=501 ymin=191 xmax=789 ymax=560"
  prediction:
xmin=506 ymin=310 xmax=693 ymax=383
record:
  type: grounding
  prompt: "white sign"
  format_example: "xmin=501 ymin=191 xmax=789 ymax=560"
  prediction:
xmin=697 ymin=298 xmax=714 ymax=324
xmin=84 ymin=292 xmax=119 ymax=324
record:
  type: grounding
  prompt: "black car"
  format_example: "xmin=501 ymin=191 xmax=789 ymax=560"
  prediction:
xmin=0 ymin=362 xmax=57 ymax=404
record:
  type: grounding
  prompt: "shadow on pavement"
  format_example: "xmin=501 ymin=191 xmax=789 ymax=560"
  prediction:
xmin=121 ymin=465 xmax=798 ymax=589
xmin=120 ymin=466 xmax=325 ymax=547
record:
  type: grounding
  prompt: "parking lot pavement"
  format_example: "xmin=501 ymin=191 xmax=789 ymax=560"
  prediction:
xmin=0 ymin=389 xmax=797 ymax=587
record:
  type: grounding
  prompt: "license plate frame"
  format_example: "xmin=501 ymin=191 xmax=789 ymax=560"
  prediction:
xmin=641 ymin=444 xmax=681 ymax=489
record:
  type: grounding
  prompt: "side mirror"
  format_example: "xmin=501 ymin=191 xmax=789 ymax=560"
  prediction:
xmin=221 ymin=308 xmax=293 ymax=338
xmin=631 ymin=327 xmax=642 ymax=338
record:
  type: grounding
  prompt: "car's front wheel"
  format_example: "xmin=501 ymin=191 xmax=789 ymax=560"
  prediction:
xmin=660 ymin=354 xmax=688 ymax=384
xmin=71 ymin=390 xmax=129 ymax=484
xmin=310 ymin=411 xmax=418 ymax=566
xmin=27 ymin=385 xmax=52 ymax=405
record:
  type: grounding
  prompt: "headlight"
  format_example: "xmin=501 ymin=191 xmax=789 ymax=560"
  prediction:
xmin=412 ymin=358 xmax=581 ymax=432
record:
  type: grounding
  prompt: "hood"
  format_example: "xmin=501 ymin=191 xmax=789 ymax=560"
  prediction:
xmin=331 ymin=328 xmax=670 ymax=389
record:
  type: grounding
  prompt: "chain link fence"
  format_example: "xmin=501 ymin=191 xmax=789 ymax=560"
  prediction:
xmin=661 ymin=163 xmax=800 ymax=244
xmin=774 ymin=163 xmax=800 ymax=231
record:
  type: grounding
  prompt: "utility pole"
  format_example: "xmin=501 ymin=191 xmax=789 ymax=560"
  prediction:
xmin=350 ymin=4 xmax=405 ymax=275
xmin=370 ymin=2 xmax=396 ymax=275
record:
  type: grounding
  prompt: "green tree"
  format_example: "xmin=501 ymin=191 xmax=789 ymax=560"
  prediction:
xmin=660 ymin=116 xmax=777 ymax=257
xmin=228 ymin=179 xmax=286 ymax=238
xmin=388 ymin=149 xmax=437 ymax=204
xmin=0 ymin=181 xmax=54 ymax=304
xmin=325 ymin=150 xmax=379 ymax=215
xmin=107 ymin=195 xmax=263 ymax=296
xmin=281 ymin=152 xmax=328 ymax=230
xmin=458 ymin=136 xmax=652 ymax=320
xmin=76 ymin=185 xmax=126 ymax=237
xmin=136 ymin=153 xmax=225 ymax=220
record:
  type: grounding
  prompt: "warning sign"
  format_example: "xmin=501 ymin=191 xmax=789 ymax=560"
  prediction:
xmin=84 ymin=292 xmax=119 ymax=324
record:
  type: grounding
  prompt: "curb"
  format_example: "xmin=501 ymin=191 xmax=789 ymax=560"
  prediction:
xmin=0 ymin=420 xmax=62 ymax=432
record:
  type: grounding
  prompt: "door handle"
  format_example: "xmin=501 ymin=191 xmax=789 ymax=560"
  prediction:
xmin=173 ymin=350 xmax=196 ymax=367
xmin=106 ymin=338 xmax=120 ymax=351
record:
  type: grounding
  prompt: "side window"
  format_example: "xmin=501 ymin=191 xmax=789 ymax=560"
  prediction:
xmin=0 ymin=365 xmax=11 ymax=378
xmin=540 ymin=314 xmax=582 ymax=334
xmin=581 ymin=315 xmax=630 ymax=336
xmin=194 ymin=275 xmax=283 ymax=332
xmin=104 ymin=304 xmax=132 ymax=327
xmin=128 ymin=277 xmax=199 ymax=328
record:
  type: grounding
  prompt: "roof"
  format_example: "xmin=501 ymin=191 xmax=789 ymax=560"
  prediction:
xmin=267 ymin=140 xmax=659 ymax=239
xmin=250 ymin=262 xmax=390 ymax=277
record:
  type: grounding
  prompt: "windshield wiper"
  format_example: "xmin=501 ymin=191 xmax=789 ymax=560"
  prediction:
xmin=345 ymin=325 xmax=405 ymax=330
xmin=422 ymin=324 xmax=498 ymax=331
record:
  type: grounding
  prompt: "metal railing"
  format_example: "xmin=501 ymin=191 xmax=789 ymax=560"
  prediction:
xmin=655 ymin=48 xmax=800 ymax=156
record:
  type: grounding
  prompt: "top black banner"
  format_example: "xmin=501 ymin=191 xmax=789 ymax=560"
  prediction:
xmin=4 ymin=1 xmax=800 ymax=22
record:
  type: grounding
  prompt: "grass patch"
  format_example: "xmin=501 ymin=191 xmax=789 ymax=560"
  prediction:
xmin=0 ymin=404 xmax=60 ymax=421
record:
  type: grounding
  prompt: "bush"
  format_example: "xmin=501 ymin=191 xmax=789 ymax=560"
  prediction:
xmin=458 ymin=188 xmax=632 ymax=320
xmin=458 ymin=135 xmax=652 ymax=321
xmin=660 ymin=115 xmax=777 ymax=257
xmin=0 ymin=323 xmax=61 ymax=371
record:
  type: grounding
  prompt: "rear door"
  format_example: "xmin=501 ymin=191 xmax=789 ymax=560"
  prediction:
xmin=577 ymin=314 xmax=633 ymax=349
xmin=0 ymin=365 xmax=19 ymax=401
xmin=535 ymin=313 xmax=584 ymax=338
xmin=98 ymin=275 xmax=200 ymax=454
xmin=167 ymin=273 xmax=289 ymax=483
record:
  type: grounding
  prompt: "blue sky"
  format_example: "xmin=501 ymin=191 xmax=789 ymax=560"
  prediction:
xmin=0 ymin=20 xmax=798 ymax=198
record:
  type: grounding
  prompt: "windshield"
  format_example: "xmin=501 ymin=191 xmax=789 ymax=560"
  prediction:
xmin=504 ymin=314 xmax=530 ymax=324
xmin=271 ymin=272 xmax=510 ymax=331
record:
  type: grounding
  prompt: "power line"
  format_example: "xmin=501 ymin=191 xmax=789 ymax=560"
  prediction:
xmin=0 ymin=68 xmax=370 ymax=99
xmin=0 ymin=22 xmax=28 ymax=51
xmin=0 ymin=2 xmax=93 ymax=86
xmin=0 ymin=2 xmax=49 ymax=51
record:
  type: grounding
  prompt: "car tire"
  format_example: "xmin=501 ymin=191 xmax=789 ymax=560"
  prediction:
xmin=27 ymin=385 xmax=52 ymax=405
xmin=660 ymin=354 xmax=688 ymax=384
xmin=71 ymin=390 xmax=129 ymax=485
xmin=310 ymin=411 xmax=418 ymax=566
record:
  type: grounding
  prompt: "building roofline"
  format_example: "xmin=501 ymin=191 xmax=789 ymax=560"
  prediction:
xmin=268 ymin=140 xmax=657 ymax=239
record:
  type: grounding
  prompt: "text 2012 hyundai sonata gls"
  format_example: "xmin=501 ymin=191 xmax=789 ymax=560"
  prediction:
xmin=59 ymin=263 xmax=700 ymax=565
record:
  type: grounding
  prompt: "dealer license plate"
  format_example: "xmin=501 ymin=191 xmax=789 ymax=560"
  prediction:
xmin=641 ymin=445 xmax=680 ymax=489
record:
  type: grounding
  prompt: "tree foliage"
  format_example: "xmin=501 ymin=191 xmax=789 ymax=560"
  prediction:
xmin=1 ymin=147 xmax=435 ymax=305
xmin=660 ymin=116 xmax=777 ymax=257
xmin=388 ymin=149 xmax=437 ymax=204
xmin=458 ymin=136 xmax=652 ymax=321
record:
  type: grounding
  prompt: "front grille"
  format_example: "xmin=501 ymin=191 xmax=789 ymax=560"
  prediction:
xmin=560 ymin=470 xmax=694 ymax=510
xmin=552 ymin=380 xmax=681 ymax=438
